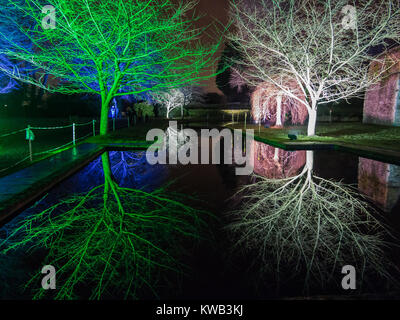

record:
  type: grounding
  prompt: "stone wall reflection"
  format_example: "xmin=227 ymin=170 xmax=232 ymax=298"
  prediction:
xmin=358 ymin=157 xmax=400 ymax=212
xmin=251 ymin=140 xmax=306 ymax=179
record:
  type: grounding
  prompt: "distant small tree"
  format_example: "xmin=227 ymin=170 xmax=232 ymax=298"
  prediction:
xmin=181 ymin=86 xmax=206 ymax=106
xmin=229 ymin=67 xmax=247 ymax=95
xmin=153 ymin=89 xmax=185 ymax=119
xmin=153 ymin=86 xmax=206 ymax=118
xmin=216 ymin=42 xmax=250 ymax=102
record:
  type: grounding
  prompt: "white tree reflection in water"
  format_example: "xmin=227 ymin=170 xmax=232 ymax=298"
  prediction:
xmin=228 ymin=142 xmax=399 ymax=294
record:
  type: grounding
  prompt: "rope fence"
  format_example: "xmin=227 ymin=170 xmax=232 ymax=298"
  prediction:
xmin=0 ymin=119 xmax=98 ymax=174
xmin=0 ymin=116 xmax=141 ymax=174
xmin=0 ymin=128 xmax=26 ymax=139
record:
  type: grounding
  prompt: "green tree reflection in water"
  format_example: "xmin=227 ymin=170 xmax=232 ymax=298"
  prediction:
xmin=0 ymin=151 xmax=209 ymax=299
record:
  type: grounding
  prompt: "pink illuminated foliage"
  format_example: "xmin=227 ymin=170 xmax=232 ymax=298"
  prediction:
xmin=229 ymin=67 xmax=247 ymax=94
xmin=251 ymin=140 xmax=306 ymax=179
xmin=250 ymin=77 xmax=308 ymax=125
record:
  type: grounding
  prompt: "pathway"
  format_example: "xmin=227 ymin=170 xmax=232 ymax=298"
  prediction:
xmin=0 ymin=143 xmax=104 ymax=226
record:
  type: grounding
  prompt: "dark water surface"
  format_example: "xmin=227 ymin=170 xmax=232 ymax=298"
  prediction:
xmin=1 ymin=140 xmax=399 ymax=299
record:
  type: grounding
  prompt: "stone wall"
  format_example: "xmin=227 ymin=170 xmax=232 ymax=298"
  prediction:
xmin=363 ymin=47 xmax=400 ymax=126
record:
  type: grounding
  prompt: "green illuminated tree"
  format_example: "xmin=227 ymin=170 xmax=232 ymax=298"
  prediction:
xmin=0 ymin=0 xmax=223 ymax=135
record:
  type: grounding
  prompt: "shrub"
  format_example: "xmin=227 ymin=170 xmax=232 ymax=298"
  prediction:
xmin=134 ymin=103 xmax=154 ymax=118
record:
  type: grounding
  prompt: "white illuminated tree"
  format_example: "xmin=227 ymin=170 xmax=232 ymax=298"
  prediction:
xmin=228 ymin=0 xmax=400 ymax=135
xmin=181 ymin=86 xmax=206 ymax=106
xmin=153 ymin=88 xmax=185 ymax=119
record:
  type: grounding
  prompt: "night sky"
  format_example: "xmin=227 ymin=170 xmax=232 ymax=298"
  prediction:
xmin=192 ymin=0 xmax=231 ymax=94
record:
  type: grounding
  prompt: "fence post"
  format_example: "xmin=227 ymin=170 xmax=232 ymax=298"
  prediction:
xmin=92 ymin=119 xmax=96 ymax=136
xmin=232 ymin=112 xmax=234 ymax=123
xmin=72 ymin=123 xmax=76 ymax=145
xmin=27 ymin=125 xmax=32 ymax=162
xmin=245 ymin=112 xmax=247 ymax=130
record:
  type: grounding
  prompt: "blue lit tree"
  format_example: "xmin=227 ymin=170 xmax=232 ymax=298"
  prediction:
xmin=0 ymin=58 xmax=18 ymax=94
xmin=0 ymin=24 xmax=18 ymax=94
xmin=0 ymin=0 xmax=33 ymax=93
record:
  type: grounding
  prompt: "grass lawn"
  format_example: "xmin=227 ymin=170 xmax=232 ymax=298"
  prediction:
xmin=0 ymin=119 xmax=168 ymax=178
xmin=85 ymin=119 xmax=169 ymax=146
xmin=0 ymin=122 xmax=92 ymax=173
xmin=227 ymin=121 xmax=400 ymax=153
xmin=2 ymin=118 xmax=400 ymax=176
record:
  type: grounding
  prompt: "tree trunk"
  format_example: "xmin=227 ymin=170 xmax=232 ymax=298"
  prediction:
xmin=102 ymin=152 xmax=112 ymax=185
xmin=101 ymin=151 xmax=123 ymax=210
xmin=273 ymin=147 xmax=279 ymax=162
xmin=276 ymin=93 xmax=282 ymax=126
xmin=100 ymin=99 xmax=111 ymax=135
xmin=255 ymin=91 xmax=261 ymax=123
xmin=307 ymin=108 xmax=317 ymax=136
xmin=306 ymin=150 xmax=314 ymax=181
xmin=306 ymin=150 xmax=314 ymax=171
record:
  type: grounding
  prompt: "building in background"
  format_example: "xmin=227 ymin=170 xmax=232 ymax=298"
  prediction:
xmin=363 ymin=47 xmax=400 ymax=126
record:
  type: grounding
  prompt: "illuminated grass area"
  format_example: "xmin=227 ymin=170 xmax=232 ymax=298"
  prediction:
xmin=85 ymin=120 xmax=170 ymax=145
xmin=227 ymin=122 xmax=400 ymax=152
xmin=0 ymin=152 xmax=211 ymax=299
xmin=0 ymin=120 xmax=169 ymax=178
